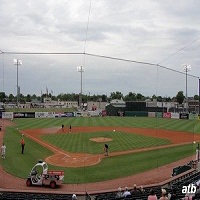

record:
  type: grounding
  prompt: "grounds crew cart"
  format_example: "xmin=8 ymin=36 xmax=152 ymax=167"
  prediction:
xmin=26 ymin=160 xmax=64 ymax=189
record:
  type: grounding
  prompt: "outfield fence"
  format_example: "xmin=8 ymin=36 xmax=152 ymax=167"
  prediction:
xmin=0 ymin=111 xmax=198 ymax=120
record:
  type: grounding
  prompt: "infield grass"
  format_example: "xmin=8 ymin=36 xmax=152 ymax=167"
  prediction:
xmin=41 ymin=131 xmax=170 ymax=154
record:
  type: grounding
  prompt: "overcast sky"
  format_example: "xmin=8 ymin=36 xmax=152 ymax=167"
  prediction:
xmin=0 ymin=0 xmax=200 ymax=98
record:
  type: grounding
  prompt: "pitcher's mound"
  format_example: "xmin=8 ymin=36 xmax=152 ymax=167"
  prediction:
xmin=90 ymin=137 xmax=113 ymax=143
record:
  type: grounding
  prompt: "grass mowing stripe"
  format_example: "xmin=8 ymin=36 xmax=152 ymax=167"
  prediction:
xmin=41 ymin=131 xmax=170 ymax=154
xmin=1 ymin=127 xmax=52 ymax=178
xmin=2 ymin=117 xmax=198 ymax=184
xmin=180 ymin=120 xmax=198 ymax=133
xmin=95 ymin=117 xmax=102 ymax=126
xmin=14 ymin=117 xmax=200 ymax=135
xmin=48 ymin=144 xmax=194 ymax=183
xmin=194 ymin=122 xmax=200 ymax=133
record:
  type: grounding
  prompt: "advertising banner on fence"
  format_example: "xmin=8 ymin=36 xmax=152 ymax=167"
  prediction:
xmin=148 ymin=112 xmax=156 ymax=118
xmin=35 ymin=112 xmax=55 ymax=118
xmin=101 ymin=110 xmax=107 ymax=117
xmin=87 ymin=110 xmax=101 ymax=117
xmin=13 ymin=112 xmax=35 ymax=118
xmin=64 ymin=112 xmax=74 ymax=117
xmin=189 ymin=113 xmax=198 ymax=120
xmin=2 ymin=112 xmax=13 ymax=119
xmin=171 ymin=112 xmax=179 ymax=119
xmin=156 ymin=112 xmax=162 ymax=118
xmin=55 ymin=112 xmax=74 ymax=117
xmin=163 ymin=112 xmax=171 ymax=118
xmin=179 ymin=113 xmax=189 ymax=119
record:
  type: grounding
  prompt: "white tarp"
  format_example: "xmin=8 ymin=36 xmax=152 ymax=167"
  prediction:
xmin=35 ymin=112 xmax=55 ymax=118
xmin=2 ymin=112 xmax=13 ymax=119
xmin=148 ymin=112 xmax=156 ymax=118
xmin=171 ymin=112 xmax=179 ymax=119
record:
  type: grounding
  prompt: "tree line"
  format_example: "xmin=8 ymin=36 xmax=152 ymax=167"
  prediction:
xmin=0 ymin=91 xmax=199 ymax=104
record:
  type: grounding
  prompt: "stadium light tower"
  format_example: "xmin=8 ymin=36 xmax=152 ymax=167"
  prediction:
xmin=77 ymin=66 xmax=85 ymax=110
xmin=183 ymin=64 xmax=191 ymax=113
xmin=14 ymin=59 xmax=22 ymax=108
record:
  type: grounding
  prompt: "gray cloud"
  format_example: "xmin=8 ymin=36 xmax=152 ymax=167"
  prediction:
xmin=0 ymin=0 xmax=200 ymax=98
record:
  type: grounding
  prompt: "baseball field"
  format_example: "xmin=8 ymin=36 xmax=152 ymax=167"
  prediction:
xmin=1 ymin=116 xmax=200 ymax=185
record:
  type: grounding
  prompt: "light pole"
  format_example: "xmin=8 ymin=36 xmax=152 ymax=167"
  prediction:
xmin=183 ymin=64 xmax=191 ymax=113
xmin=199 ymin=79 xmax=200 ymax=115
xmin=14 ymin=59 xmax=22 ymax=107
xmin=77 ymin=66 xmax=85 ymax=110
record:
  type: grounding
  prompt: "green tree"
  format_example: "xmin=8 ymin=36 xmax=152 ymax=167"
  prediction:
xmin=8 ymin=94 xmax=15 ymax=102
xmin=19 ymin=94 xmax=26 ymax=103
xmin=151 ymin=94 xmax=157 ymax=101
xmin=101 ymin=94 xmax=108 ymax=102
xmin=136 ymin=93 xmax=144 ymax=100
xmin=194 ymin=95 xmax=199 ymax=100
xmin=0 ymin=92 xmax=6 ymax=102
xmin=31 ymin=94 xmax=37 ymax=100
xmin=110 ymin=91 xmax=123 ymax=100
xmin=124 ymin=92 xmax=136 ymax=101
xmin=176 ymin=91 xmax=185 ymax=104
xmin=157 ymin=96 xmax=163 ymax=102
xmin=164 ymin=97 xmax=172 ymax=102
xmin=26 ymin=94 xmax=31 ymax=102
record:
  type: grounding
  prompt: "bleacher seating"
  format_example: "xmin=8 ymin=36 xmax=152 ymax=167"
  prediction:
xmin=95 ymin=171 xmax=200 ymax=200
xmin=0 ymin=192 xmax=72 ymax=200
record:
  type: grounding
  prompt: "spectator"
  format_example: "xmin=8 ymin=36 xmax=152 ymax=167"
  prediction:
xmin=195 ymin=185 xmax=200 ymax=195
xmin=148 ymin=189 xmax=158 ymax=200
xmin=122 ymin=187 xmax=131 ymax=198
xmin=131 ymin=184 xmax=139 ymax=195
xmin=159 ymin=189 xmax=168 ymax=200
xmin=170 ymin=188 xmax=177 ymax=200
xmin=196 ymin=146 xmax=200 ymax=162
xmin=138 ymin=185 xmax=145 ymax=194
xmin=196 ymin=179 xmax=200 ymax=187
xmin=85 ymin=192 xmax=91 ymax=200
xmin=183 ymin=194 xmax=193 ymax=200
xmin=72 ymin=194 xmax=77 ymax=200
xmin=116 ymin=187 xmax=123 ymax=198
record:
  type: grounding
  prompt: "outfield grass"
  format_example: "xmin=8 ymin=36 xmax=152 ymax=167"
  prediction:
xmin=14 ymin=116 xmax=200 ymax=133
xmin=1 ymin=116 xmax=199 ymax=184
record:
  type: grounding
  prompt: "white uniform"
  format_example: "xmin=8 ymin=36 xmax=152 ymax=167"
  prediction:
xmin=1 ymin=144 xmax=6 ymax=159
xmin=196 ymin=149 xmax=200 ymax=162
